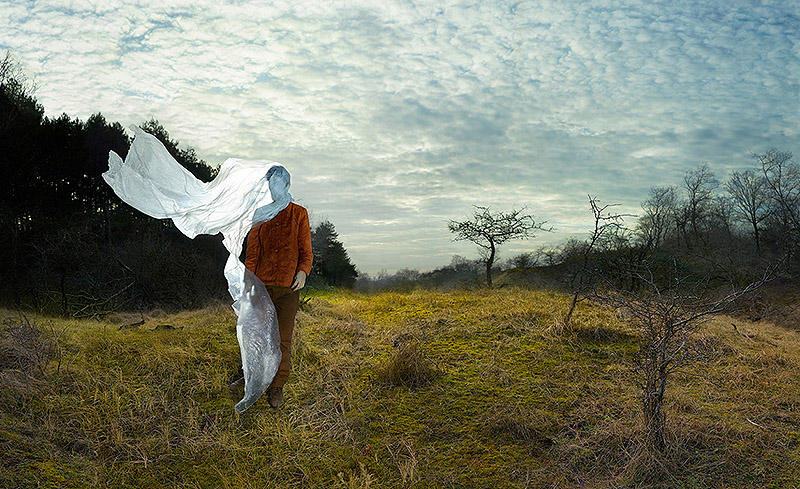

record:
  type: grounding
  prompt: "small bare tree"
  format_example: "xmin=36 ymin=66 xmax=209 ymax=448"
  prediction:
xmin=758 ymin=149 xmax=799 ymax=243
xmin=561 ymin=196 xmax=629 ymax=330
xmin=504 ymin=251 xmax=540 ymax=269
xmin=682 ymin=163 xmax=719 ymax=247
xmin=448 ymin=206 xmax=548 ymax=287
xmin=591 ymin=268 xmax=769 ymax=453
xmin=636 ymin=186 xmax=678 ymax=251
xmin=725 ymin=169 xmax=770 ymax=253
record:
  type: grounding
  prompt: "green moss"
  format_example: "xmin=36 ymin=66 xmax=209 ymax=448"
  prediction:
xmin=2 ymin=289 xmax=800 ymax=488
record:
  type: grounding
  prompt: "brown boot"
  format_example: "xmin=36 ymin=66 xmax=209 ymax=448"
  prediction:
xmin=228 ymin=377 xmax=245 ymax=399
xmin=268 ymin=386 xmax=284 ymax=408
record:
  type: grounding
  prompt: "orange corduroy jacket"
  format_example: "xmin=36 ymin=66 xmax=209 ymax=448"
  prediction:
xmin=244 ymin=202 xmax=313 ymax=287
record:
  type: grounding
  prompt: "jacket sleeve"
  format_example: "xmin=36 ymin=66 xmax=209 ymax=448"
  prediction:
xmin=297 ymin=208 xmax=313 ymax=275
xmin=244 ymin=225 xmax=262 ymax=274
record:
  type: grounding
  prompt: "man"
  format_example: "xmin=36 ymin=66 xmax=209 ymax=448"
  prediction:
xmin=233 ymin=165 xmax=312 ymax=408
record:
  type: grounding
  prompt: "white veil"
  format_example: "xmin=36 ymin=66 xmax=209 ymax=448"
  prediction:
xmin=104 ymin=126 xmax=288 ymax=413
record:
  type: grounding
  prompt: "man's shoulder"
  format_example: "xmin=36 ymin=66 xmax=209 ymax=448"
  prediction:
xmin=289 ymin=202 xmax=308 ymax=215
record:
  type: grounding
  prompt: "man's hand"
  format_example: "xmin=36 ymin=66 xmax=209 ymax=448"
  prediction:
xmin=291 ymin=270 xmax=307 ymax=291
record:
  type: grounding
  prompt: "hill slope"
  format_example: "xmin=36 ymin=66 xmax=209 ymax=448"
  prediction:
xmin=2 ymin=288 xmax=799 ymax=488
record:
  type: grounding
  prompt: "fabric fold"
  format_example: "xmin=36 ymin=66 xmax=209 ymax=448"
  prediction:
xmin=103 ymin=126 xmax=289 ymax=413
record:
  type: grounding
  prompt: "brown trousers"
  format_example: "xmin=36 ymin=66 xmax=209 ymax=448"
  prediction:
xmin=266 ymin=285 xmax=300 ymax=389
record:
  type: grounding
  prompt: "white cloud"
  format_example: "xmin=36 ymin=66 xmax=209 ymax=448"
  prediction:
xmin=1 ymin=0 xmax=798 ymax=273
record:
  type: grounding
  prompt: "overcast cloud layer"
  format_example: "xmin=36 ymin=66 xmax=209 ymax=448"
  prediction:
xmin=2 ymin=0 xmax=799 ymax=273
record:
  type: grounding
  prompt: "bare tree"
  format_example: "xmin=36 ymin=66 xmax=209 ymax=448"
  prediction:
xmin=0 ymin=50 xmax=38 ymax=131
xmin=0 ymin=50 xmax=36 ymax=92
xmin=682 ymin=163 xmax=718 ymax=247
xmin=591 ymin=267 xmax=769 ymax=453
xmin=503 ymin=252 xmax=540 ymax=269
xmin=448 ymin=206 xmax=547 ymax=287
xmin=707 ymin=195 xmax=735 ymax=243
xmin=724 ymin=169 xmax=770 ymax=252
xmin=758 ymin=149 xmax=799 ymax=246
xmin=540 ymin=246 xmax=560 ymax=266
xmin=561 ymin=196 xmax=628 ymax=330
xmin=637 ymin=186 xmax=678 ymax=250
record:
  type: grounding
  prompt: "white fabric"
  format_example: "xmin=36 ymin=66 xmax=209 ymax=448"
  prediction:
xmin=104 ymin=126 xmax=287 ymax=413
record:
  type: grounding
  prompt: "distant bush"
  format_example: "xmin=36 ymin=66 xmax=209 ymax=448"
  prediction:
xmin=356 ymin=256 xmax=483 ymax=292
xmin=501 ymin=252 xmax=541 ymax=269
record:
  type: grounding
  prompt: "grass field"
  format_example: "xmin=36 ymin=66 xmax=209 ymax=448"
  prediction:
xmin=2 ymin=288 xmax=800 ymax=488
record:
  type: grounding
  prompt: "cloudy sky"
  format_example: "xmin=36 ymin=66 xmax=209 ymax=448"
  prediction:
xmin=2 ymin=0 xmax=799 ymax=274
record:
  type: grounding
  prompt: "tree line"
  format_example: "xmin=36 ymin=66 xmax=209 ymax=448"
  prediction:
xmin=357 ymin=150 xmax=797 ymax=294
xmin=436 ymin=150 xmax=795 ymax=291
xmin=0 ymin=52 xmax=356 ymax=315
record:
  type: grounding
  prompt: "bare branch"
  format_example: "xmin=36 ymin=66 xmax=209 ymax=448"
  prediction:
xmin=589 ymin=257 xmax=776 ymax=453
xmin=448 ymin=205 xmax=549 ymax=287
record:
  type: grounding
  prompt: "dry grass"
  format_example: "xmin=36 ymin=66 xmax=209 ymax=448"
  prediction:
xmin=0 ymin=315 xmax=62 ymax=394
xmin=374 ymin=342 xmax=441 ymax=388
xmin=1 ymin=287 xmax=799 ymax=488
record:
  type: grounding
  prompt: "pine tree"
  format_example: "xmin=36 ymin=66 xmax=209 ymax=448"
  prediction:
xmin=311 ymin=220 xmax=358 ymax=288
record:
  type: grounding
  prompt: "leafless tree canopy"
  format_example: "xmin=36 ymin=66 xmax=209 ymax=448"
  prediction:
xmin=448 ymin=206 xmax=548 ymax=287
xmin=590 ymin=263 xmax=772 ymax=452
xmin=561 ymin=196 xmax=631 ymax=330
xmin=725 ymin=169 xmax=770 ymax=252
xmin=758 ymin=150 xmax=799 ymax=242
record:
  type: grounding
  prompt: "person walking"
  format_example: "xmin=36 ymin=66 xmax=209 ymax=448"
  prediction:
xmin=232 ymin=165 xmax=312 ymax=408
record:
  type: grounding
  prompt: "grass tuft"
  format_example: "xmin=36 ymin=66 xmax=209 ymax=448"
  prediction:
xmin=374 ymin=341 xmax=441 ymax=388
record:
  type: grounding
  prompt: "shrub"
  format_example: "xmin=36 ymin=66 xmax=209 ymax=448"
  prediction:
xmin=0 ymin=315 xmax=59 ymax=392
xmin=375 ymin=342 xmax=440 ymax=388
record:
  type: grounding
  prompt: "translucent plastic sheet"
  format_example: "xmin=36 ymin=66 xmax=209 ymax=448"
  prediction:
xmin=104 ymin=126 xmax=288 ymax=413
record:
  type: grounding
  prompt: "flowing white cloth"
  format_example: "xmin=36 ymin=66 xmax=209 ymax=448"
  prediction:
xmin=104 ymin=126 xmax=288 ymax=413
